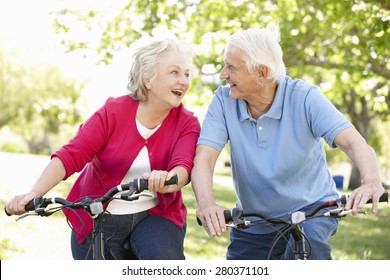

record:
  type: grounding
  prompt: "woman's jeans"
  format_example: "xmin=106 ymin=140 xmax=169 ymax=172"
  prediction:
xmin=226 ymin=203 xmax=339 ymax=260
xmin=71 ymin=212 xmax=186 ymax=260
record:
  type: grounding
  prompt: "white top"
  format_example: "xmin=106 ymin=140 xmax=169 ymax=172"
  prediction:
xmin=105 ymin=120 xmax=161 ymax=215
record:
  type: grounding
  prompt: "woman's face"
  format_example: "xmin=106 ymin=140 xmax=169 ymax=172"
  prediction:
xmin=146 ymin=50 xmax=191 ymax=109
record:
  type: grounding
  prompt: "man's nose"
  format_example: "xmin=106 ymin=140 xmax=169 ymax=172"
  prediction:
xmin=220 ymin=67 xmax=228 ymax=80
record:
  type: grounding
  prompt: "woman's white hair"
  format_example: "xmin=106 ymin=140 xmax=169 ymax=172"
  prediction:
xmin=227 ymin=25 xmax=286 ymax=82
xmin=127 ymin=36 xmax=194 ymax=101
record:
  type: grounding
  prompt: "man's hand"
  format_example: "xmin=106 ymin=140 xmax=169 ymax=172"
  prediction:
xmin=345 ymin=184 xmax=385 ymax=215
xmin=196 ymin=203 xmax=227 ymax=237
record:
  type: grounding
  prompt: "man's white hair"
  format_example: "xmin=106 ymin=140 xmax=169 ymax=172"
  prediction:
xmin=227 ymin=25 xmax=286 ymax=82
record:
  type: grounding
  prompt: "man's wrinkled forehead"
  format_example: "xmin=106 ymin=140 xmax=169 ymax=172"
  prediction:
xmin=224 ymin=44 xmax=247 ymax=65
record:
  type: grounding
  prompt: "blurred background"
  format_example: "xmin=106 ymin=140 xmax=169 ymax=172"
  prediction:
xmin=0 ymin=0 xmax=389 ymax=260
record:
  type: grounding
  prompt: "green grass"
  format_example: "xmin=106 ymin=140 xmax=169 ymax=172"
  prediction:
xmin=328 ymin=203 xmax=390 ymax=260
xmin=183 ymin=178 xmax=237 ymax=259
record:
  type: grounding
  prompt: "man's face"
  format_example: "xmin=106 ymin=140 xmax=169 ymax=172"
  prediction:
xmin=220 ymin=45 xmax=260 ymax=100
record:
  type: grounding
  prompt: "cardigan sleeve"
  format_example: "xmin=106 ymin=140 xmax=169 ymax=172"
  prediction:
xmin=167 ymin=113 xmax=200 ymax=176
xmin=52 ymin=104 xmax=109 ymax=179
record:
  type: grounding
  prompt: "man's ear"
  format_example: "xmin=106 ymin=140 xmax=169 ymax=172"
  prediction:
xmin=257 ymin=66 xmax=267 ymax=78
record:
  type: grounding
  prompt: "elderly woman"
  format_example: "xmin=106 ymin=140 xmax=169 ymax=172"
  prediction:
xmin=5 ymin=36 xmax=201 ymax=260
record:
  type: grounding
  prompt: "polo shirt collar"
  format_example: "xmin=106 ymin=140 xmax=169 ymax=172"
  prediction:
xmin=266 ymin=76 xmax=286 ymax=120
xmin=238 ymin=99 xmax=251 ymax=121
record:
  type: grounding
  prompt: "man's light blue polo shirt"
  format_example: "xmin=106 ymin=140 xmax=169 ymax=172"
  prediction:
xmin=198 ymin=76 xmax=352 ymax=234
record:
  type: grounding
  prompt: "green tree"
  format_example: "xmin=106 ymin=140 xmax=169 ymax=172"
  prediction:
xmin=52 ymin=0 xmax=389 ymax=187
xmin=0 ymin=47 xmax=82 ymax=154
xmin=0 ymin=49 xmax=22 ymax=128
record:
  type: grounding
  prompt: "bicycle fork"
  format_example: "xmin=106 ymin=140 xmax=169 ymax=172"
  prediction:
xmin=290 ymin=226 xmax=307 ymax=260
xmin=92 ymin=215 xmax=106 ymax=260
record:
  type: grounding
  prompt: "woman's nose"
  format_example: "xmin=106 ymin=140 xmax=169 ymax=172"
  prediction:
xmin=179 ymin=74 xmax=190 ymax=88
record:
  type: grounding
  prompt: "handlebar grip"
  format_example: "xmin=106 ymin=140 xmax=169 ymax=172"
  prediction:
xmin=4 ymin=206 xmax=11 ymax=216
xmin=197 ymin=210 xmax=233 ymax=226
xmin=24 ymin=197 xmax=43 ymax=211
xmin=3 ymin=196 xmax=43 ymax=216
xmin=135 ymin=174 xmax=179 ymax=191
xmin=224 ymin=209 xmax=233 ymax=222
xmin=137 ymin=179 xmax=148 ymax=191
xmin=366 ymin=191 xmax=388 ymax=204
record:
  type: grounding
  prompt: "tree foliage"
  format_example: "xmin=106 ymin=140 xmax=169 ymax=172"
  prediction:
xmin=0 ymin=47 xmax=82 ymax=154
xmin=52 ymin=0 xmax=389 ymax=187
xmin=53 ymin=0 xmax=389 ymax=114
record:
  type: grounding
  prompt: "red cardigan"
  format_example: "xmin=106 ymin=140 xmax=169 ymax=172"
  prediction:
xmin=52 ymin=95 xmax=200 ymax=243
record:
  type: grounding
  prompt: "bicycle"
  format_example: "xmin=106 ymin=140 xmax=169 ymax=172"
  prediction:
xmin=4 ymin=174 xmax=178 ymax=260
xmin=198 ymin=191 xmax=388 ymax=260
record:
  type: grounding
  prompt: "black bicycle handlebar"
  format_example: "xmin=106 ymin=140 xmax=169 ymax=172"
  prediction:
xmin=4 ymin=174 xmax=178 ymax=216
xmin=197 ymin=191 xmax=388 ymax=226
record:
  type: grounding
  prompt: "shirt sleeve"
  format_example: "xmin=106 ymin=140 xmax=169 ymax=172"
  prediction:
xmin=305 ymin=87 xmax=352 ymax=148
xmin=197 ymin=88 xmax=229 ymax=151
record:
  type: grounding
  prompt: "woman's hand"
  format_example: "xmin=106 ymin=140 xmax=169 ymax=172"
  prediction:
xmin=5 ymin=191 xmax=38 ymax=216
xmin=143 ymin=170 xmax=178 ymax=194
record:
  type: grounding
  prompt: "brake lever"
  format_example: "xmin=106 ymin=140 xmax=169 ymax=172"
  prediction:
xmin=227 ymin=219 xmax=251 ymax=228
xmin=15 ymin=212 xmax=38 ymax=221
xmin=15 ymin=207 xmax=57 ymax=221
xmin=337 ymin=209 xmax=366 ymax=216
xmin=324 ymin=208 xmax=366 ymax=217
xmin=120 ymin=192 xmax=155 ymax=201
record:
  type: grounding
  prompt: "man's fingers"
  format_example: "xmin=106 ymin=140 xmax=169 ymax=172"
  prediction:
xmin=197 ymin=205 xmax=228 ymax=238
xmin=206 ymin=211 xmax=227 ymax=237
xmin=216 ymin=209 xmax=227 ymax=233
xmin=348 ymin=187 xmax=383 ymax=215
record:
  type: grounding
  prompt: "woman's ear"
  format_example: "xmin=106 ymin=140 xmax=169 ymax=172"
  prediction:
xmin=144 ymin=79 xmax=151 ymax=90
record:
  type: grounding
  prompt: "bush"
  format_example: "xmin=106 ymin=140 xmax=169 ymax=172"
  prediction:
xmin=0 ymin=141 xmax=28 ymax=154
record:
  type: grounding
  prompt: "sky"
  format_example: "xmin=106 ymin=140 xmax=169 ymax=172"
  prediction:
xmin=0 ymin=1 xmax=58 ymax=44
xmin=0 ymin=0 xmax=131 ymax=112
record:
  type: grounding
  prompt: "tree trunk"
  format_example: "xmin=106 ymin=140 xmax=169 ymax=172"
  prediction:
xmin=348 ymin=163 xmax=361 ymax=190
xmin=343 ymin=92 xmax=371 ymax=190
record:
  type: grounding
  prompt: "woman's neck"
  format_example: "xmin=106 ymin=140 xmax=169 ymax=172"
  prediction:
xmin=136 ymin=101 xmax=170 ymax=129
